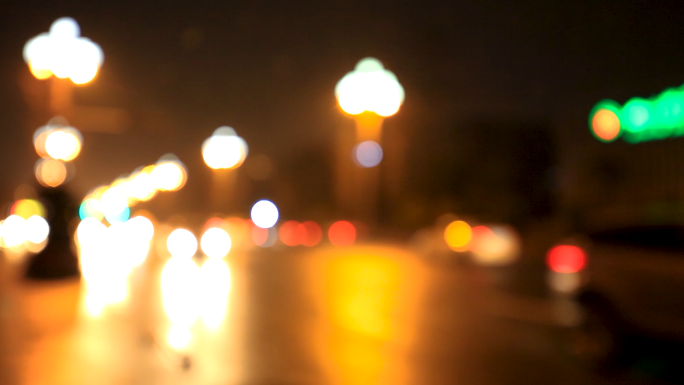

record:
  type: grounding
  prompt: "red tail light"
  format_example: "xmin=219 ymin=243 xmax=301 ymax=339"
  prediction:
xmin=546 ymin=245 xmax=586 ymax=273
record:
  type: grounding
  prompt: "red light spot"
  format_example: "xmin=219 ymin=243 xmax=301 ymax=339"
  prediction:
xmin=302 ymin=221 xmax=322 ymax=247
xmin=469 ymin=225 xmax=493 ymax=253
xmin=547 ymin=245 xmax=586 ymax=273
xmin=251 ymin=226 xmax=269 ymax=246
xmin=279 ymin=220 xmax=301 ymax=246
xmin=328 ymin=221 xmax=356 ymax=247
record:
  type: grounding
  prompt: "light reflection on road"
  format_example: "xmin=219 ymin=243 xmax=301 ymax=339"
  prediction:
xmin=307 ymin=246 xmax=427 ymax=385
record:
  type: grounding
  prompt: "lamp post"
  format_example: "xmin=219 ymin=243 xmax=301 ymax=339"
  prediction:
xmin=335 ymin=58 xmax=404 ymax=224
xmin=202 ymin=127 xmax=249 ymax=213
xmin=22 ymin=17 xmax=102 ymax=279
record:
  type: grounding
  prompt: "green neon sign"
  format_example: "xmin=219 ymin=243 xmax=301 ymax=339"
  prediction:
xmin=590 ymin=85 xmax=684 ymax=143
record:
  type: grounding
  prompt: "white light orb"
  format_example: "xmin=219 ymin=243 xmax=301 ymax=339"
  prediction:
xmin=24 ymin=17 xmax=104 ymax=84
xmin=202 ymin=136 xmax=248 ymax=169
xmin=353 ymin=140 xmax=383 ymax=167
xmin=151 ymin=161 xmax=187 ymax=192
xmin=49 ymin=17 xmax=80 ymax=39
xmin=250 ymin=200 xmax=279 ymax=229
xmin=45 ymin=130 xmax=82 ymax=161
xmin=200 ymin=227 xmax=232 ymax=259
xmin=126 ymin=216 xmax=155 ymax=243
xmin=167 ymin=229 xmax=198 ymax=259
xmin=76 ymin=217 xmax=107 ymax=247
xmin=335 ymin=57 xmax=405 ymax=117
xmin=25 ymin=215 xmax=50 ymax=244
xmin=2 ymin=215 xmax=27 ymax=247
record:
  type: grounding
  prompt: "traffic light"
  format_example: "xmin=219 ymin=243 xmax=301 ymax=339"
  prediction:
xmin=589 ymin=85 xmax=684 ymax=143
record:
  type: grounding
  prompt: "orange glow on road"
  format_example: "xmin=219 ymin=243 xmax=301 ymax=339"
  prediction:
xmin=309 ymin=247 xmax=426 ymax=385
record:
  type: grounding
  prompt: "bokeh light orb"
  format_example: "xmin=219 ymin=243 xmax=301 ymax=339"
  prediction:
xmin=126 ymin=216 xmax=155 ymax=243
xmin=35 ymin=159 xmax=68 ymax=187
xmin=335 ymin=58 xmax=405 ymax=117
xmin=444 ymin=220 xmax=472 ymax=251
xmin=302 ymin=221 xmax=322 ymax=247
xmin=25 ymin=215 xmax=50 ymax=244
xmin=547 ymin=245 xmax=586 ymax=274
xmin=353 ymin=140 xmax=383 ymax=168
xmin=152 ymin=161 xmax=187 ymax=192
xmin=591 ymin=109 xmax=621 ymax=142
xmin=76 ymin=217 xmax=107 ymax=247
xmin=23 ymin=17 xmax=104 ymax=84
xmin=279 ymin=220 xmax=301 ymax=246
xmin=45 ymin=130 xmax=82 ymax=161
xmin=2 ymin=215 xmax=27 ymax=247
xmin=200 ymin=227 xmax=232 ymax=259
xmin=202 ymin=135 xmax=248 ymax=170
xmin=125 ymin=170 xmax=157 ymax=201
xmin=250 ymin=200 xmax=279 ymax=229
xmin=167 ymin=229 xmax=198 ymax=259
xmin=328 ymin=220 xmax=356 ymax=247
xmin=470 ymin=225 xmax=521 ymax=265
xmin=11 ymin=199 xmax=46 ymax=219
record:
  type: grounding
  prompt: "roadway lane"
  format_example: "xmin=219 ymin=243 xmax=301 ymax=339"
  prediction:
xmin=0 ymin=244 xmax=666 ymax=384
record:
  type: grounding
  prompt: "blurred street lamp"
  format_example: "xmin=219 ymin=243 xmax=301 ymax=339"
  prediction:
xmin=24 ymin=17 xmax=104 ymax=120
xmin=202 ymin=126 xmax=248 ymax=213
xmin=33 ymin=117 xmax=82 ymax=188
xmin=335 ymin=57 xmax=404 ymax=144
xmin=202 ymin=127 xmax=248 ymax=170
xmin=334 ymin=58 xmax=404 ymax=223
xmin=23 ymin=17 xmax=103 ymax=85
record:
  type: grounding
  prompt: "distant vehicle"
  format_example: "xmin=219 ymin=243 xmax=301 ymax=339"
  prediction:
xmin=546 ymin=225 xmax=684 ymax=368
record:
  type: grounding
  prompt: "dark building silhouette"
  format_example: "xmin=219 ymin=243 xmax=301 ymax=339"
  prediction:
xmin=24 ymin=187 xmax=80 ymax=280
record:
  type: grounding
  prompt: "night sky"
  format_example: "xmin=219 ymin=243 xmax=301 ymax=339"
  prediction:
xmin=2 ymin=0 xmax=684 ymax=224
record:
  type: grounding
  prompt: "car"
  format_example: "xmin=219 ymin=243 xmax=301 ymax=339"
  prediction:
xmin=546 ymin=225 xmax=684 ymax=368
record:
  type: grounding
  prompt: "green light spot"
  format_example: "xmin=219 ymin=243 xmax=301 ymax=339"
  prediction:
xmin=623 ymin=98 xmax=651 ymax=132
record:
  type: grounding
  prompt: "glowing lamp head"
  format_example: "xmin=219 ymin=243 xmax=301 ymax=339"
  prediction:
xmin=167 ymin=229 xmax=198 ymax=259
xmin=546 ymin=245 xmax=587 ymax=274
xmin=335 ymin=57 xmax=404 ymax=117
xmin=34 ymin=119 xmax=82 ymax=160
xmin=23 ymin=17 xmax=103 ymax=84
xmin=250 ymin=200 xmax=279 ymax=229
xmin=202 ymin=127 xmax=248 ymax=170
xmin=45 ymin=130 xmax=82 ymax=161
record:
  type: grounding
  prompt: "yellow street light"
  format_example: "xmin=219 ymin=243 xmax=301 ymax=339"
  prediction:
xmin=335 ymin=57 xmax=404 ymax=143
xmin=201 ymin=126 xmax=248 ymax=169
